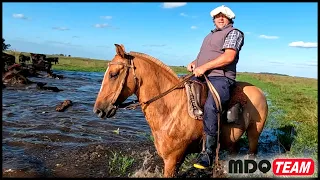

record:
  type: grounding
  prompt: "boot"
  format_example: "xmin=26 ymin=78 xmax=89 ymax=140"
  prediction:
xmin=193 ymin=134 xmax=217 ymax=169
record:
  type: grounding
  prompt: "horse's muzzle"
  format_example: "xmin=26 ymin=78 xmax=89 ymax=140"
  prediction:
xmin=93 ymin=104 xmax=117 ymax=119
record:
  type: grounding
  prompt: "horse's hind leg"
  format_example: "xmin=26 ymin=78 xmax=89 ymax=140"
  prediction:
xmin=221 ymin=126 xmax=244 ymax=157
xmin=246 ymin=122 xmax=263 ymax=156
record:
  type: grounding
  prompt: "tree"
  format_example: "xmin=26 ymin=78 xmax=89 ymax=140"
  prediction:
xmin=2 ymin=38 xmax=11 ymax=51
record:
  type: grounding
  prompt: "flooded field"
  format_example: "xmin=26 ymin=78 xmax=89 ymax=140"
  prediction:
xmin=2 ymin=70 xmax=287 ymax=178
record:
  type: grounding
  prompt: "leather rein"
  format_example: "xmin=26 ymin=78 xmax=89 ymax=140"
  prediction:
xmin=107 ymin=54 xmax=195 ymax=110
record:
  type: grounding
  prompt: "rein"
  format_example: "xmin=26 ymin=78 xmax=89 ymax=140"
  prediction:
xmin=108 ymin=55 xmax=194 ymax=110
xmin=119 ymin=73 xmax=194 ymax=110
xmin=204 ymin=75 xmax=222 ymax=173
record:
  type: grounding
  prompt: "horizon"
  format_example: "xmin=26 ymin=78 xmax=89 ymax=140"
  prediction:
xmin=3 ymin=2 xmax=318 ymax=79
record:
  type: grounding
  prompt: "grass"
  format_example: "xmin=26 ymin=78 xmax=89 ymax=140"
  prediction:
xmin=236 ymin=73 xmax=318 ymax=161
xmin=4 ymin=50 xmax=189 ymax=74
xmin=108 ymin=151 xmax=135 ymax=177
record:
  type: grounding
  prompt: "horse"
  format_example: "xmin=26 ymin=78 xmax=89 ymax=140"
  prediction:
xmin=93 ymin=44 xmax=268 ymax=177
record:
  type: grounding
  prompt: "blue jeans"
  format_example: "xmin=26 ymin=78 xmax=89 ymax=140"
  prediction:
xmin=191 ymin=76 xmax=236 ymax=136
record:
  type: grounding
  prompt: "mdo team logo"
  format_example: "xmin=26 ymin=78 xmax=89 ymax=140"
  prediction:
xmin=226 ymin=156 xmax=316 ymax=177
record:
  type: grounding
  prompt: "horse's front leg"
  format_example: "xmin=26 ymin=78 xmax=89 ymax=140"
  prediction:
xmin=163 ymin=156 xmax=179 ymax=177
xmin=162 ymin=148 xmax=187 ymax=177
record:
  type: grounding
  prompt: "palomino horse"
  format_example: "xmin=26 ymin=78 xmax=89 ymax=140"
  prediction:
xmin=93 ymin=44 xmax=268 ymax=177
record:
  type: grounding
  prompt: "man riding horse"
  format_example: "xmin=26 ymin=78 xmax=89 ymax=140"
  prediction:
xmin=187 ymin=5 xmax=245 ymax=169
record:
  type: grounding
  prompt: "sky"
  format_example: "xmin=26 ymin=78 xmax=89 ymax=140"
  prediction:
xmin=3 ymin=2 xmax=318 ymax=79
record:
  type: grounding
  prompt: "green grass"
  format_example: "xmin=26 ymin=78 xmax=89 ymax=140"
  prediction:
xmin=108 ymin=151 xmax=135 ymax=177
xmin=236 ymin=73 xmax=318 ymax=161
xmin=4 ymin=50 xmax=189 ymax=74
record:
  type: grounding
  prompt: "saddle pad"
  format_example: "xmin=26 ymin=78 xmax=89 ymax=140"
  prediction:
xmin=184 ymin=81 xmax=203 ymax=120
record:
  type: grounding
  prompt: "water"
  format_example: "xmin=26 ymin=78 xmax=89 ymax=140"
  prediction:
xmin=2 ymin=70 xmax=286 ymax=177
xmin=2 ymin=70 xmax=155 ymax=177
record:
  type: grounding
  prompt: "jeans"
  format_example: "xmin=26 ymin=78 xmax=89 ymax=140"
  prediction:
xmin=191 ymin=76 xmax=236 ymax=136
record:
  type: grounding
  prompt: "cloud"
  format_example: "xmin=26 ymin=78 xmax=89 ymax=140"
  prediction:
xmin=100 ymin=16 xmax=112 ymax=20
xmin=191 ymin=26 xmax=197 ymax=29
xmin=52 ymin=27 xmax=70 ymax=31
xmin=46 ymin=40 xmax=81 ymax=47
xmin=94 ymin=23 xmax=109 ymax=28
xmin=259 ymin=35 xmax=279 ymax=39
xmin=180 ymin=13 xmax=188 ymax=17
xmin=303 ymin=61 xmax=317 ymax=66
xmin=142 ymin=44 xmax=167 ymax=47
xmin=288 ymin=41 xmax=317 ymax=48
xmin=162 ymin=2 xmax=187 ymax=9
xmin=179 ymin=12 xmax=197 ymax=18
xmin=72 ymin=36 xmax=79 ymax=38
xmin=94 ymin=23 xmax=119 ymax=29
xmin=12 ymin=13 xmax=30 ymax=20
xmin=267 ymin=60 xmax=317 ymax=67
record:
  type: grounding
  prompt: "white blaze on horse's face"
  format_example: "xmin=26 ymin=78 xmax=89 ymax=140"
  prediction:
xmin=99 ymin=66 xmax=109 ymax=93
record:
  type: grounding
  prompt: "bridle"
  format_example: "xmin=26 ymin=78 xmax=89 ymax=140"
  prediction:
xmin=106 ymin=53 xmax=194 ymax=109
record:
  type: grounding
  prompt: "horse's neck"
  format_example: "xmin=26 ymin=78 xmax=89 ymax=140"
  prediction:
xmin=134 ymin=59 xmax=185 ymax=131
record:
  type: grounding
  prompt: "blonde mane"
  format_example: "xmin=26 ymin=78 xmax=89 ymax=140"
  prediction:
xmin=129 ymin=51 xmax=180 ymax=81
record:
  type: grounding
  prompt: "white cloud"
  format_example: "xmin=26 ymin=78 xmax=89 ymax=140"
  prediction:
xmin=12 ymin=13 xmax=29 ymax=20
xmin=191 ymin=26 xmax=197 ymax=29
xmin=179 ymin=13 xmax=197 ymax=19
xmin=288 ymin=41 xmax=317 ymax=48
xmin=162 ymin=2 xmax=187 ymax=9
xmin=52 ymin=27 xmax=69 ymax=31
xmin=100 ymin=16 xmax=112 ymax=20
xmin=259 ymin=35 xmax=279 ymax=39
xmin=267 ymin=60 xmax=317 ymax=67
xmin=46 ymin=40 xmax=81 ymax=47
xmin=180 ymin=13 xmax=188 ymax=17
xmin=94 ymin=23 xmax=109 ymax=28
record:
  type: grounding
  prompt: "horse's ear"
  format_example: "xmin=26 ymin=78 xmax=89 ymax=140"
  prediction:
xmin=114 ymin=44 xmax=125 ymax=58
xmin=120 ymin=44 xmax=125 ymax=52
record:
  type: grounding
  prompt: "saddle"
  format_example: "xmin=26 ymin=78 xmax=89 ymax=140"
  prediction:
xmin=184 ymin=79 xmax=248 ymax=123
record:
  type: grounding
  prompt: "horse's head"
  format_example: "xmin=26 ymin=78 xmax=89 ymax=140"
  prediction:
xmin=93 ymin=44 xmax=138 ymax=119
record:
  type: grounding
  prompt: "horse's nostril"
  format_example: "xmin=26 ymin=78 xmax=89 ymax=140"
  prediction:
xmin=93 ymin=108 xmax=101 ymax=114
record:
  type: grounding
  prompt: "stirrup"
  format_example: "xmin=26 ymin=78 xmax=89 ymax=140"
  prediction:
xmin=193 ymin=152 xmax=212 ymax=169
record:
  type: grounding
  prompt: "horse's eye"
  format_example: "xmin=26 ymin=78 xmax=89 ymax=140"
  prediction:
xmin=110 ymin=71 xmax=119 ymax=79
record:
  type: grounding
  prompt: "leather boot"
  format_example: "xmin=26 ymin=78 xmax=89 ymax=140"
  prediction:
xmin=193 ymin=134 xmax=217 ymax=169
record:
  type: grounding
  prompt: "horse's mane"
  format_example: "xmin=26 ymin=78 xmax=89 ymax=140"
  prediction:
xmin=129 ymin=51 xmax=180 ymax=80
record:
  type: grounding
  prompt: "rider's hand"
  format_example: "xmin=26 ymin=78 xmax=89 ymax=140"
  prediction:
xmin=187 ymin=61 xmax=196 ymax=72
xmin=193 ymin=66 xmax=207 ymax=77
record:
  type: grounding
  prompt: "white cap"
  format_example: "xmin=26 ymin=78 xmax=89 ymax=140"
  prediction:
xmin=210 ymin=5 xmax=235 ymax=20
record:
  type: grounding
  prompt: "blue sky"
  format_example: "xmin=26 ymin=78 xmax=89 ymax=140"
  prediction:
xmin=3 ymin=2 xmax=318 ymax=79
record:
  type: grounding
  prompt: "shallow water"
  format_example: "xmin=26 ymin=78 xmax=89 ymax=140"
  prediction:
xmin=2 ymin=70 xmax=286 ymax=177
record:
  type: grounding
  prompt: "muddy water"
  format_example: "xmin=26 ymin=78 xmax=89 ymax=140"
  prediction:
xmin=2 ymin=70 xmax=286 ymax=178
